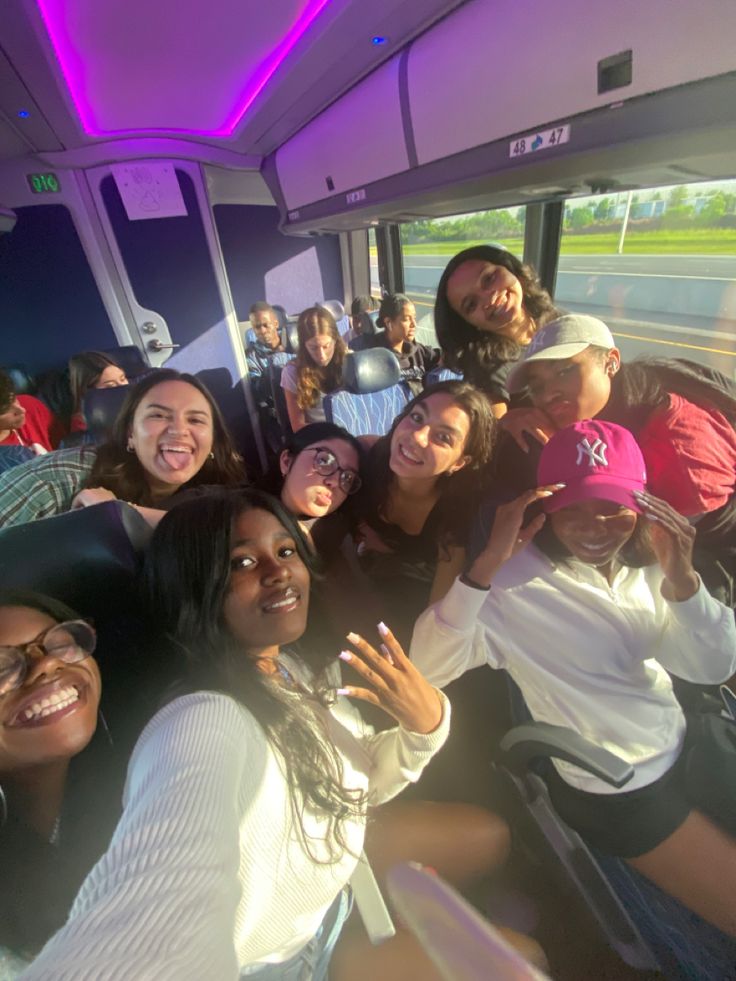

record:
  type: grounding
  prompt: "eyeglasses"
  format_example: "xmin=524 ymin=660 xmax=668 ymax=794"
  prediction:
xmin=0 ymin=620 xmax=96 ymax=697
xmin=307 ymin=447 xmax=362 ymax=495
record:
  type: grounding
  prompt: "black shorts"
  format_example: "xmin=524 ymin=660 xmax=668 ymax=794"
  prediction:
xmin=545 ymin=713 xmax=736 ymax=859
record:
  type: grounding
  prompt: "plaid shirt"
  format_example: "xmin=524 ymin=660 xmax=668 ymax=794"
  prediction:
xmin=0 ymin=445 xmax=97 ymax=528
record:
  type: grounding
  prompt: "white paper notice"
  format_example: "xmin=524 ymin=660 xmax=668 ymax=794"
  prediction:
xmin=111 ymin=162 xmax=188 ymax=220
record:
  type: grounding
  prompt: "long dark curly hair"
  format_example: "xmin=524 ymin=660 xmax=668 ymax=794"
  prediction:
xmin=141 ymin=487 xmax=367 ymax=863
xmin=434 ymin=245 xmax=559 ymax=384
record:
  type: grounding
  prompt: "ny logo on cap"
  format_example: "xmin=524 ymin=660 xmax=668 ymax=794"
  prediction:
xmin=576 ymin=437 xmax=608 ymax=468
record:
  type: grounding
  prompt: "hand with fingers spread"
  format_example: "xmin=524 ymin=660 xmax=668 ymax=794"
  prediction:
xmin=337 ymin=622 xmax=443 ymax=734
xmin=633 ymin=490 xmax=699 ymax=601
xmin=500 ymin=407 xmax=557 ymax=452
xmin=466 ymin=484 xmax=566 ymax=587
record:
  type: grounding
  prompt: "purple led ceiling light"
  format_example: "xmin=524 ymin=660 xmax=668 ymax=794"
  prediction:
xmin=35 ymin=0 xmax=333 ymax=137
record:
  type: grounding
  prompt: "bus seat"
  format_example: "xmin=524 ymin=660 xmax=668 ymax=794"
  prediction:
xmin=1 ymin=364 xmax=36 ymax=396
xmin=324 ymin=348 xmax=410 ymax=437
xmin=101 ymin=345 xmax=148 ymax=378
xmin=268 ymin=361 xmax=294 ymax=438
xmin=495 ymin=675 xmax=736 ymax=976
xmin=320 ymin=299 xmax=351 ymax=339
xmin=0 ymin=445 xmax=35 ymax=474
xmin=425 ymin=367 xmax=463 ymax=386
xmin=272 ymin=304 xmax=289 ymax=332
xmin=0 ymin=499 xmax=151 ymax=619
xmin=386 ymin=862 xmax=549 ymax=980
xmin=82 ymin=385 xmax=130 ymax=443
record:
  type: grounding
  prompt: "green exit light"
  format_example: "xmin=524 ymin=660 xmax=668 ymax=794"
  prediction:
xmin=27 ymin=173 xmax=61 ymax=194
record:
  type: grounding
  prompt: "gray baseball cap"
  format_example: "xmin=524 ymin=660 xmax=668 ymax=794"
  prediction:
xmin=507 ymin=314 xmax=615 ymax=393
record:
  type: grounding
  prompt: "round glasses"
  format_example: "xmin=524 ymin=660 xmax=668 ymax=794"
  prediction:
xmin=307 ymin=447 xmax=362 ymax=495
xmin=0 ymin=620 xmax=97 ymax=697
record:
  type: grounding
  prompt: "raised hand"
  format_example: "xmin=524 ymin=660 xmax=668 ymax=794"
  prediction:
xmin=499 ymin=407 xmax=557 ymax=452
xmin=337 ymin=623 xmax=443 ymax=734
xmin=633 ymin=491 xmax=699 ymax=601
xmin=466 ymin=484 xmax=565 ymax=587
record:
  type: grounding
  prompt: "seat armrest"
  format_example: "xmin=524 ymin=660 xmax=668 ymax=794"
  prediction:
xmin=499 ymin=722 xmax=634 ymax=789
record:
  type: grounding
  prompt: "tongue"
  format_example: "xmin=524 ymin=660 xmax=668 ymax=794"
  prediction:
xmin=161 ymin=448 xmax=191 ymax=471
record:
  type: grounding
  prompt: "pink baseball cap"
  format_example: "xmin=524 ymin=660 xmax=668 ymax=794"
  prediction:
xmin=538 ymin=420 xmax=647 ymax=513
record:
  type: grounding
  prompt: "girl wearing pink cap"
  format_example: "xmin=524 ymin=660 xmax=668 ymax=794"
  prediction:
xmin=411 ymin=420 xmax=736 ymax=938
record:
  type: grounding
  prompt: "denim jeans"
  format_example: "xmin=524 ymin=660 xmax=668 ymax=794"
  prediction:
xmin=242 ymin=888 xmax=352 ymax=981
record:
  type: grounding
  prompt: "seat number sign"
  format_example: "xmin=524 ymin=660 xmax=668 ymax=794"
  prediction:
xmin=509 ymin=124 xmax=571 ymax=158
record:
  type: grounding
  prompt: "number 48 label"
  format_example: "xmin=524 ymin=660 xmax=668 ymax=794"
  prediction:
xmin=509 ymin=124 xmax=571 ymax=158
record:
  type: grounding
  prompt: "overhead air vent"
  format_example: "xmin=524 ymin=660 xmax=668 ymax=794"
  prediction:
xmin=598 ymin=50 xmax=633 ymax=94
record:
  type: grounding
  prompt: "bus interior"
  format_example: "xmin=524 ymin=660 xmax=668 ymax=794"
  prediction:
xmin=1 ymin=0 xmax=736 ymax=977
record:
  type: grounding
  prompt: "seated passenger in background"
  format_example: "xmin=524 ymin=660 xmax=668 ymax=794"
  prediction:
xmin=371 ymin=294 xmax=440 ymax=395
xmin=0 ymin=370 xmax=62 ymax=454
xmin=20 ymin=489 xmax=450 ymax=978
xmin=412 ymin=420 xmax=736 ymax=938
xmin=244 ymin=301 xmax=285 ymax=400
xmin=501 ymin=314 xmax=736 ymax=603
xmin=346 ymin=295 xmax=379 ymax=350
xmin=433 ymin=245 xmax=560 ymax=416
xmin=0 ymin=592 xmax=122 ymax=959
xmin=356 ymin=381 xmax=495 ymax=647
xmin=68 ymin=352 xmax=129 ymax=433
xmin=281 ymin=306 xmax=346 ymax=431
xmin=0 ymin=369 xmax=244 ymax=529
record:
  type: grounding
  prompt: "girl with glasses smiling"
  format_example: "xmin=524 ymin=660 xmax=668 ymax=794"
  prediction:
xmin=0 ymin=591 xmax=122 ymax=961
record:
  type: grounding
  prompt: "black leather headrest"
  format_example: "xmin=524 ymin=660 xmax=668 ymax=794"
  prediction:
xmin=0 ymin=500 xmax=151 ymax=618
xmin=1 ymin=364 xmax=36 ymax=396
xmin=82 ymin=385 xmax=130 ymax=442
xmin=355 ymin=311 xmax=379 ymax=337
xmin=271 ymin=305 xmax=288 ymax=331
xmin=101 ymin=345 xmax=148 ymax=378
xmin=343 ymin=348 xmax=401 ymax=394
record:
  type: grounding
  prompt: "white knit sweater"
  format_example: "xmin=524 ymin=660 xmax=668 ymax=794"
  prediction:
xmin=21 ymin=666 xmax=449 ymax=980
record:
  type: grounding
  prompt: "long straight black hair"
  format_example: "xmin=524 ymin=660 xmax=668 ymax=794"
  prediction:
xmin=141 ymin=487 xmax=366 ymax=862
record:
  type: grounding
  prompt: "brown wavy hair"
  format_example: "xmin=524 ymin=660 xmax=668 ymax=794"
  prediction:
xmin=83 ymin=369 xmax=246 ymax=506
xmin=434 ymin=245 xmax=559 ymax=384
xmin=360 ymin=380 xmax=497 ymax=551
xmin=294 ymin=307 xmax=346 ymax=410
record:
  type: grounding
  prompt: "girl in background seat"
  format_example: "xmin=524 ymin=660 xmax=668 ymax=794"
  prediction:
xmin=281 ymin=307 xmax=347 ymax=431
xmin=67 ymin=352 xmax=128 ymax=434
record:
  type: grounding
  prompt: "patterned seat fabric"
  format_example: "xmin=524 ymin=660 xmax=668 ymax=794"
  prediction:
xmin=425 ymin=367 xmax=463 ymax=386
xmin=324 ymin=383 xmax=411 ymax=436
xmin=0 ymin=445 xmax=35 ymax=474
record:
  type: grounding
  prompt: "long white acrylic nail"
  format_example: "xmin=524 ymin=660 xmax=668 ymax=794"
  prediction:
xmin=346 ymin=631 xmax=361 ymax=644
xmin=339 ymin=650 xmax=352 ymax=661
xmin=336 ymin=688 xmax=350 ymax=696
xmin=377 ymin=622 xmax=389 ymax=636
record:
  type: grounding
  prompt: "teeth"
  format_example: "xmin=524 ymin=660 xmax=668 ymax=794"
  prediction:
xmin=20 ymin=686 xmax=79 ymax=722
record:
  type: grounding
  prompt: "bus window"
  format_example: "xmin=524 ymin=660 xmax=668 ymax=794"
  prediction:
xmin=368 ymin=227 xmax=381 ymax=298
xmin=555 ymin=180 xmax=736 ymax=379
xmin=397 ymin=207 xmax=527 ymax=345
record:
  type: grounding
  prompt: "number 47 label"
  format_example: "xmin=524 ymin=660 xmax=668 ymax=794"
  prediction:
xmin=509 ymin=124 xmax=571 ymax=158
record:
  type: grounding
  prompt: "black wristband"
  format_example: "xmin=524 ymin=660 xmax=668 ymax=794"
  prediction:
xmin=459 ymin=572 xmax=491 ymax=591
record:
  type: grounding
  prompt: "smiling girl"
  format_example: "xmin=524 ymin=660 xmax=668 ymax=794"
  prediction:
xmin=0 ymin=370 xmax=245 ymax=529
xmin=412 ymin=420 xmax=736 ymax=937
xmin=0 ymin=592 xmax=121 ymax=957
xmin=356 ymin=381 xmax=495 ymax=645
xmin=20 ymin=489 xmax=449 ymax=979
xmin=433 ymin=245 xmax=559 ymax=416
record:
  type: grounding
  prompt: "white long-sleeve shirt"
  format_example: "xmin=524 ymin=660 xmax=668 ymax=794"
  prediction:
xmin=21 ymin=662 xmax=449 ymax=981
xmin=411 ymin=546 xmax=736 ymax=795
